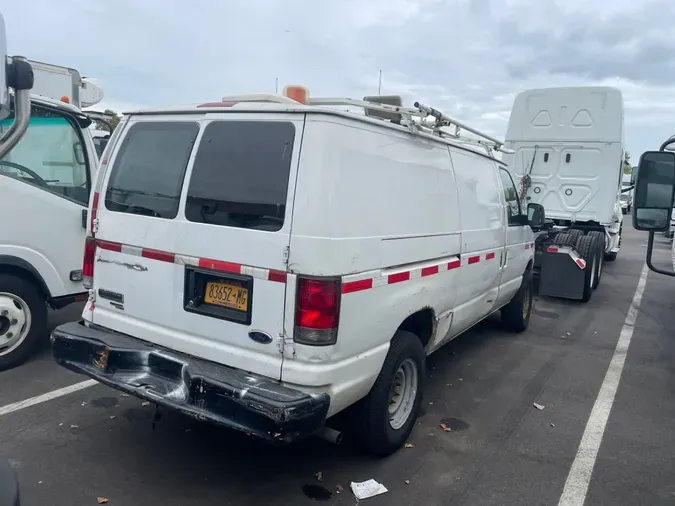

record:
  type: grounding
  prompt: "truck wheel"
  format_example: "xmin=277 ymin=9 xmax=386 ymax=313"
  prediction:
xmin=553 ymin=233 xmax=576 ymax=246
xmin=568 ymin=229 xmax=584 ymax=242
xmin=604 ymin=252 xmax=618 ymax=261
xmin=357 ymin=330 xmax=425 ymax=457
xmin=586 ymin=231 xmax=605 ymax=289
xmin=575 ymin=236 xmax=597 ymax=302
xmin=501 ymin=269 xmax=533 ymax=332
xmin=0 ymin=274 xmax=47 ymax=371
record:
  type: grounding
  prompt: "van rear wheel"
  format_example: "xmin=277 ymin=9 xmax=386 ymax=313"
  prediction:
xmin=0 ymin=274 xmax=47 ymax=371
xmin=357 ymin=330 xmax=425 ymax=457
xmin=501 ymin=269 xmax=533 ymax=332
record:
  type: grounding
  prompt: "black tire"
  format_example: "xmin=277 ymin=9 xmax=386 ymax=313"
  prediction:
xmin=567 ymin=229 xmax=584 ymax=242
xmin=0 ymin=274 xmax=47 ymax=371
xmin=604 ymin=252 xmax=618 ymax=261
xmin=501 ymin=269 xmax=533 ymax=332
xmin=574 ymin=236 xmax=597 ymax=303
xmin=357 ymin=330 xmax=426 ymax=457
xmin=586 ymin=231 xmax=605 ymax=289
xmin=553 ymin=233 xmax=576 ymax=246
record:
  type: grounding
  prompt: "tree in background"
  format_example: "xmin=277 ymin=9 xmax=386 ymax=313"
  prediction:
xmin=623 ymin=151 xmax=632 ymax=174
xmin=94 ymin=109 xmax=121 ymax=132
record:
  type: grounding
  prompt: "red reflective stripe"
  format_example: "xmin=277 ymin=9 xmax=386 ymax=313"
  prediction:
xmin=486 ymin=252 xmax=495 ymax=260
xmin=468 ymin=256 xmax=480 ymax=265
xmin=268 ymin=270 xmax=287 ymax=283
xmin=447 ymin=259 xmax=461 ymax=270
xmin=342 ymin=278 xmax=373 ymax=294
xmin=575 ymin=258 xmax=586 ymax=269
xmin=525 ymin=244 xmax=530 ymax=250
xmin=421 ymin=265 xmax=439 ymax=276
xmin=96 ymin=240 xmax=122 ymax=252
xmin=198 ymin=258 xmax=242 ymax=274
xmin=547 ymin=247 xmax=559 ymax=253
xmin=141 ymin=248 xmax=175 ymax=263
xmin=388 ymin=271 xmax=410 ymax=284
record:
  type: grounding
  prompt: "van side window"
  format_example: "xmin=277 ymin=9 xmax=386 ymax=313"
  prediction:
xmin=0 ymin=105 xmax=90 ymax=206
xmin=184 ymin=121 xmax=296 ymax=232
xmin=499 ymin=168 xmax=522 ymax=224
xmin=105 ymin=122 xmax=199 ymax=219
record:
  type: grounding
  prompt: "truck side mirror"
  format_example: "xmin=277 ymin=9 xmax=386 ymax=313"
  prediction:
xmin=633 ymin=151 xmax=675 ymax=232
xmin=527 ymin=203 xmax=545 ymax=229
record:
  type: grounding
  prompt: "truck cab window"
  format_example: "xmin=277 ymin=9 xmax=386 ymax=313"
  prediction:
xmin=499 ymin=168 xmax=522 ymax=225
xmin=0 ymin=105 xmax=89 ymax=206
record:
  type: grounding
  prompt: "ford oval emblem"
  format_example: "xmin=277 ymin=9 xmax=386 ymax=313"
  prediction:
xmin=248 ymin=331 xmax=273 ymax=344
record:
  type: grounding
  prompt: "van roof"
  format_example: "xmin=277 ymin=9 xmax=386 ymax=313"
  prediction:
xmin=122 ymin=97 xmax=506 ymax=163
xmin=505 ymin=86 xmax=624 ymax=144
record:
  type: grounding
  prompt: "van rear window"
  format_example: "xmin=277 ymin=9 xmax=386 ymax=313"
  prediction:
xmin=184 ymin=121 xmax=295 ymax=232
xmin=104 ymin=122 xmax=199 ymax=219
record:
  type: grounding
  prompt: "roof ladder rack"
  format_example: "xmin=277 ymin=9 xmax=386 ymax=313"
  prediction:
xmin=307 ymin=96 xmax=513 ymax=155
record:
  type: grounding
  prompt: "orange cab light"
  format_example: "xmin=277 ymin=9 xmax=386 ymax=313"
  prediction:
xmin=60 ymin=96 xmax=70 ymax=103
xmin=197 ymin=101 xmax=238 ymax=108
xmin=283 ymin=85 xmax=309 ymax=104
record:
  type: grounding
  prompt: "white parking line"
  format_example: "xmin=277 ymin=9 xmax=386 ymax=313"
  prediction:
xmin=0 ymin=379 xmax=98 ymax=417
xmin=558 ymin=262 xmax=649 ymax=506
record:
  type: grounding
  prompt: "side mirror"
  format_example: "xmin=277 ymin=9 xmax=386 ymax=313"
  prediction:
xmin=633 ymin=151 xmax=675 ymax=231
xmin=73 ymin=142 xmax=85 ymax=165
xmin=527 ymin=203 xmax=545 ymax=228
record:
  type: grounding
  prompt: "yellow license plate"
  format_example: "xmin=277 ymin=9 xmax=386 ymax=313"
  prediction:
xmin=204 ymin=281 xmax=249 ymax=311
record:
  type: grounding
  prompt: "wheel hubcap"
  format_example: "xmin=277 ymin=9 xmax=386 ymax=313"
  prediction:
xmin=0 ymin=293 xmax=31 ymax=356
xmin=388 ymin=358 xmax=419 ymax=430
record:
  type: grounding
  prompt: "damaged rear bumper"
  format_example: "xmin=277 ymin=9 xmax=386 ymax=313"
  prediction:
xmin=50 ymin=321 xmax=330 ymax=443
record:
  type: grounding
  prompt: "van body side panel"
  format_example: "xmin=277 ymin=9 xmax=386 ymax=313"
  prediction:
xmin=284 ymin=116 xmax=461 ymax=416
xmin=447 ymin=148 xmax=504 ymax=338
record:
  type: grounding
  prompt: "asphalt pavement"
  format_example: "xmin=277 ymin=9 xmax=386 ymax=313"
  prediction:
xmin=1 ymin=217 xmax=674 ymax=506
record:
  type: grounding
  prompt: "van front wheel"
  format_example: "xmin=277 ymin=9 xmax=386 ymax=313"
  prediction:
xmin=0 ymin=274 xmax=47 ymax=371
xmin=358 ymin=330 xmax=426 ymax=457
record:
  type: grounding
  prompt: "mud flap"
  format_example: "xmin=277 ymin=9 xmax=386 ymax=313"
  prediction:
xmin=538 ymin=246 xmax=588 ymax=300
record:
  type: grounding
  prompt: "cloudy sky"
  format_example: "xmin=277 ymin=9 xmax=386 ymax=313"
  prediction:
xmin=3 ymin=0 xmax=673 ymax=159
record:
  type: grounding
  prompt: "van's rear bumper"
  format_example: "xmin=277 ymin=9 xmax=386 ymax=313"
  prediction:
xmin=50 ymin=321 xmax=330 ymax=443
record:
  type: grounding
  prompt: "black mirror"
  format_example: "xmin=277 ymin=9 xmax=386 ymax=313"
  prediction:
xmin=0 ymin=459 xmax=20 ymax=506
xmin=527 ymin=203 xmax=545 ymax=228
xmin=633 ymin=151 xmax=675 ymax=231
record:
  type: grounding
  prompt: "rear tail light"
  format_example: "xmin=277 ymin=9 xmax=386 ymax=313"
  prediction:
xmin=83 ymin=236 xmax=96 ymax=289
xmin=294 ymin=277 xmax=341 ymax=346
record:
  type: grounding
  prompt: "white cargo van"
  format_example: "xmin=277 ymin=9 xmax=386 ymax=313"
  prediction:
xmin=503 ymin=86 xmax=625 ymax=302
xmin=51 ymin=89 xmax=543 ymax=456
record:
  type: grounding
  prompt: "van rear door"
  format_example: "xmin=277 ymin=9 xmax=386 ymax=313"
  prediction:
xmin=90 ymin=113 xmax=304 ymax=381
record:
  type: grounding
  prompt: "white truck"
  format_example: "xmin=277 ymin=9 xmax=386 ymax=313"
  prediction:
xmin=502 ymin=86 xmax=625 ymax=302
xmin=0 ymin=60 xmax=104 ymax=370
